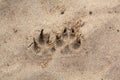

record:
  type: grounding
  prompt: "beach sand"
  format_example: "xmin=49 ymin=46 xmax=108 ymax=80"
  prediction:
xmin=0 ymin=0 xmax=120 ymax=80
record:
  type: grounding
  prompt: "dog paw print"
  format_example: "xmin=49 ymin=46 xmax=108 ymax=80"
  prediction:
xmin=26 ymin=29 xmax=56 ymax=68
xmin=60 ymin=26 xmax=84 ymax=55
xmin=27 ymin=20 xmax=85 ymax=68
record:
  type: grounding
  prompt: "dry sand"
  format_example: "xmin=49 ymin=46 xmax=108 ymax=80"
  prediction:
xmin=0 ymin=0 xmax=120 ymax=80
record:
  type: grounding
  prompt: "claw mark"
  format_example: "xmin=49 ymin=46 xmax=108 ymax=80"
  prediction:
xmin=63 ymin=27 xmax=67 ymax=33
xmin=55 ymin=34 xmax=63 ymax=47
xmin=33 ymin=38 xmax=41 ymax=53
xmin=62 ymin=27 xmax=68 ymax=38
xmin=39 ymin=29 xmax=44 ymax=44
xmin=70 ymin=28 xmax=76 ymax=38
xmin=71 ymin=28 xmax=75 ymax=33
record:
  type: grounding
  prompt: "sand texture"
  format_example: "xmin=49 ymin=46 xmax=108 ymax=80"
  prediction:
xmin=0 ymin=0 xmax=120 ymax=80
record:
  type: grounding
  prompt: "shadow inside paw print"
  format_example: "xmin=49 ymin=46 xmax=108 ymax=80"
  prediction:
xmin=55 ymin=34 xmax=64 ymax=47
xmin=61 ymin=45 xmax=72 ymax=54
xmin=50 ymin=46 xmax=56 ymax=52
xmin=71 ymin=38 xmax=81 ymax=49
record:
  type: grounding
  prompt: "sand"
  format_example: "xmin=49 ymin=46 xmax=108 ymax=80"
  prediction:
xmin=0 ymin=0 xmax=120 ymax=80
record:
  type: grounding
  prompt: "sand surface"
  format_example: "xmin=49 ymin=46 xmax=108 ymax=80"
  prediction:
xmin=0 ymin=0 xmax=120 ymax=80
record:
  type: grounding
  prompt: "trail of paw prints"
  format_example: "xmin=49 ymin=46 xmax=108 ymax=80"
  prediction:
xmin=27 ymin=19 xmax=85 ymax=68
